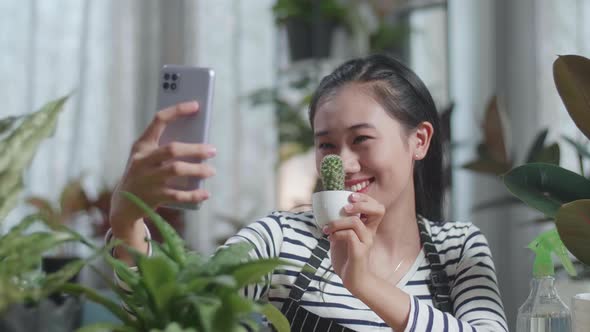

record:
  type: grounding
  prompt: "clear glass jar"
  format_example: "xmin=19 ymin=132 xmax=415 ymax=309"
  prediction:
xmin=517 ymin=276 xmax=572 ymax=332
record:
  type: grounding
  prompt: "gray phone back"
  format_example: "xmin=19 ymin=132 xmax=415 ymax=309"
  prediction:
xmin=157 ymin=65 xmax=215 ymax=209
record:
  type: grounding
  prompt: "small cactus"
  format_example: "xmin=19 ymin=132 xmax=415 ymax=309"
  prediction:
xmin=320 ymin=154 xmax=345 ymax=191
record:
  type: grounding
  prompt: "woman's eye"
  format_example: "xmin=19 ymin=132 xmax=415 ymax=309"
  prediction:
xmin=318 ymin=143 xmax=335 ymax=150
xmin=353 ymin=136 xmax=371 ymax=144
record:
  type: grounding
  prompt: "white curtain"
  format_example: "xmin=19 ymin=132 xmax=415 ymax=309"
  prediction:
xmin=0 ymin=0 xmax=278 ymax=256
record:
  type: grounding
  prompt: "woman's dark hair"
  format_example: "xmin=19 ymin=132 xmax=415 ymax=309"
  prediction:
xmin=308 ymin=54 xmax=444 ymax=221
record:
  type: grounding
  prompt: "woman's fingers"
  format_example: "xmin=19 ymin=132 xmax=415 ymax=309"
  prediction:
xmin=160 ymin=188 xmax=211 ymax=203
xmin=323 ymin=216 xmax=372 ymax=245
xmin=151 ymin=160 xmax=216 ymax=179
xmin=344 ymin=200 xmax=384 ymax=219
xmin=141 ymin=142 xmax=217 ymax=166
xmin=345 ymin=193 xmax=385 ymax=224
xmin=140 ymin=101 xmax=199 ymax=142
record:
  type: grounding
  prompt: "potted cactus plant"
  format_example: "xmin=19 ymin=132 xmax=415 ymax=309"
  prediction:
xmin=311 ymin=154 xmax=355 ymax=228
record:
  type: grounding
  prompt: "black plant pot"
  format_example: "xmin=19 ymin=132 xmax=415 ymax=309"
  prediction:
xmin=285 ymin=17 xmax=337 ymax=62
xmin=0 ymin=297 xmax=82 ymax=332
xmin=42 ymin=256 xmax=80 ymax=305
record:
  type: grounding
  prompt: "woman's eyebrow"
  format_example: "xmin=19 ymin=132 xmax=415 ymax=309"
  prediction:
xmin=314 ymin=123 xmax=376 ymax=137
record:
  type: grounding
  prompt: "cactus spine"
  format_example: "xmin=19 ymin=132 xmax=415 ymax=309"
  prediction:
xmin=320 ymin=154 xmax=345 ymax=191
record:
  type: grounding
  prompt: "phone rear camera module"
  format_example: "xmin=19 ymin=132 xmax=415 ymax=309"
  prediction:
xmin=170 ymin=83 xmax=177 ymax=90
xmin=163 ymin=82 xmax=170 ymax=90
xmin=164 ymin=73 xmax=171 ymax=80
xmin=171 ymin=73 xmax=179 ymax=81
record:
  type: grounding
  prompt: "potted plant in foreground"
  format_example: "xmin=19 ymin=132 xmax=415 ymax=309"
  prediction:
xmin=63 ymin=191 xmax=293 ymax=332
xmin=0 ymin=95 xmax=96 ymax=332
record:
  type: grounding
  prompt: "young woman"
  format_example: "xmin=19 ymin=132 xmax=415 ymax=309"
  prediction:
xmin=108 ymin=55 xmax=507 ymax=331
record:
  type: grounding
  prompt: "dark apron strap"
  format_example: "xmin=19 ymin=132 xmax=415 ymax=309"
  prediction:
xmin=417 ymin=218 xmax=453 ymax=313
xmin=282 ymin=236 xmax=330 ymax=317
xmin=281 ymin=217 xmax=453 ymax=319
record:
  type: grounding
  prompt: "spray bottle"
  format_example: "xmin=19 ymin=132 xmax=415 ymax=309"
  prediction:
xmin=516 ymin=228 xmax=577 ymax=332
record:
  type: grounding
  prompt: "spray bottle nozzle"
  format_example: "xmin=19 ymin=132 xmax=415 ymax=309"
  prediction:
xmin=528 ymin=228 xmax=577 ymax=277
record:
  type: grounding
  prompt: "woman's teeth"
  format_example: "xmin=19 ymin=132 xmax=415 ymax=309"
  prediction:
xmin=346 ymin=180 xmax=370 ymax=192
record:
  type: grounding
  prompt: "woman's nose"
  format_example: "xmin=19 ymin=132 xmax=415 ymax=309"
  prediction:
xmin=341 ymin=151 xmax=361 ymax=174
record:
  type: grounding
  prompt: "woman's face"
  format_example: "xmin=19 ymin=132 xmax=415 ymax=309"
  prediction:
xmin=313 ymin=83 xmax=429 ymax=210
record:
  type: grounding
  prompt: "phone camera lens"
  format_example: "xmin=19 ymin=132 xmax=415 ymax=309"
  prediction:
xmin=164 ymin=73 xmax=170 ymax=80
xmin=171 ymin=73 xmax=179 ymax=81
xmin=163 ymin=82 xmax=169 ymax=89
xmin=170 ymin=83 xmax=177 ymax=90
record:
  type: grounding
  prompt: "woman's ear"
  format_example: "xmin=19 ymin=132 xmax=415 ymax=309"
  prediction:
xmin=412 ymin=121 xmax=434 ymax=160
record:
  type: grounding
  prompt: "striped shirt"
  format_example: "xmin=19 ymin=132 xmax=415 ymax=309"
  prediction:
xmin=224 ymin=211 xmax=508 ymax=332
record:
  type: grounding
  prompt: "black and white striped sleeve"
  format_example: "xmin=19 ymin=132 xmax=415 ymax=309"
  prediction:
xmin=222 ymin=211 xmax=285 ymax=301
xmin=404 ymin=225 xmax=508 ymax=332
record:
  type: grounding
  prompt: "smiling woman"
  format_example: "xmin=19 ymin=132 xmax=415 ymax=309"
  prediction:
xmin=110 ymin=54 xmax=508 ymax=331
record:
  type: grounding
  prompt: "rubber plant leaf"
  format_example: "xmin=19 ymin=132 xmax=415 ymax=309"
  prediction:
xmin=503 ymin=163 xmax=590 ymax=218
xmin=556 ymin=199 xmax=590 ymax=266
xmin=553 ymin=55 xmax=590 ymax=140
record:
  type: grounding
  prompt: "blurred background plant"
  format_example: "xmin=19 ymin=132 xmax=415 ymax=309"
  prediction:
xmin=249 ymin=74 xmax=315 ymax=164
xmin=459 ymin=55 xmax=590 ymax=280
xmin=0 ymin=95 xmax=94 ymax=332
xmin=461 ymin=96 xmax=561 ymax=216
xmin=501 ymin=55 xmax=590 ymax=271
xmin=272 ymin=0 xmax=353 ymax=61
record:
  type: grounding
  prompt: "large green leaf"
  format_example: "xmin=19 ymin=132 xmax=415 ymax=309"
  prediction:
xmin=556 ymin=199 xmax=590 ymax=265
xmin=503 ymin=163 xmax=590 ymax=217
xmin=259 ymin=303 xmax=290 ymax=332
xmin=553 ymin=55 xmax=590 ymax=140
xmin=122 ymin=191 xmax=186 ymax=267
xmin=138 ymin=255 xmax=179 ymax=314
xmin=232 ymin=258 xmax=291 ymax=288
xmin=205 ymin=242 xmax=254 ymax=275
xmin=0 ymin=95 xmax=69 ymax=222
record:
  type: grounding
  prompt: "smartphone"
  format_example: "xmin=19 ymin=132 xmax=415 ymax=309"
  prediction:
xmin=156 ymin=65 xmax=215 ymax=210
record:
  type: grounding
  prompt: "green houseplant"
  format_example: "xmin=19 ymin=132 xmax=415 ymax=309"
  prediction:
xmin=249 ymin=75 xmax=315 ymax=164
xmin=0 ymin=95 xmax=97 ymax=331
xmin=502 ymin=55 xmax=590 ymax=268
xmin=272 ymin=0 xmax=352 ymax=61
xmin=63 ymin=191 xmax=293 ymax=332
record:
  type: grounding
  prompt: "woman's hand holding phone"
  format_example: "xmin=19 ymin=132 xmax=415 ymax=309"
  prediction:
xmin=109 ymin=101 xmax=217 ymax=259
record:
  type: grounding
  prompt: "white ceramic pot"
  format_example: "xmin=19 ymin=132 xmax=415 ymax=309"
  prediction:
xmin=572 ymin=293 xmax=590 ymax=332
xmin=311 ymin=190 xmax=355 ymax=228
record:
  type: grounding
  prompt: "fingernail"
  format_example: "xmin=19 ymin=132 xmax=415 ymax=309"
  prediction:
xmin=206 ymin=146 xmax=217 ymax=157
xmin=322 ymin=226 xmax=329 ymax=234
xmin=344 ymin=204 xmax=353 ymax=211
xmin=350 ymin=193 xmax=359 ymax=201
xmin=182 ymin=101 xmax=199 ymax=111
